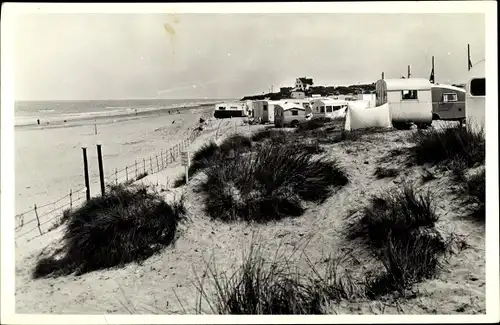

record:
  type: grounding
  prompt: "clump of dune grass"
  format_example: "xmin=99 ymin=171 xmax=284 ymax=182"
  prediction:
xmin=251 ymin=129 xmax=290 ymax=143
xmin=409 ymin=125 xmax=485 ymax=169
xmin=365 ymin=229 xmax=447 ymax=297
xmin=218 ymin=134 xmax=252 ymax=155
xmin=33 ymin=184 xmax=186 ymax=278
xmin=348 ymin=183 xmax=448 ymax=296
xmin=194 ymin=243 xmax=320 ymax=314
xmin=173 ymin=141 xmax=220 ymax=187
xmin=251 ymin=129 xmax=324 ymax=154
xmin=348 ymin=184 xmax=438 ymax=247
xmin=373 ymin=167 xmax=400 ymax=179
xmin=174 ymin=135 xmax=253 ymax=187
xmin=201 ymin=142 xmax=348 ymax=223
xmin=194 ymin=241 xmax=360 ymax=315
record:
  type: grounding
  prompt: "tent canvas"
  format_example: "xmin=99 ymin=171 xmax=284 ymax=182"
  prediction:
xmin=345 ymin=103 xmax=393 ymax=131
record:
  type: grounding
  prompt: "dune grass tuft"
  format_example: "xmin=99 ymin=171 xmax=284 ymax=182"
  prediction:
xmin=348 ymin=184 xmax=438 ymax=248
xmin=174 ymin=135 xmax=253 ymax=187
xmin=33 ymin=184 xmax=185 ymax=278
xmin=194 ymin=242 xmax=360 ymax=315
xmin=201 ymin=141 xmax=348 ymax=223
xmin=409 ymin=125 xmax=485 ymax=169
xmin=251 ymin=129 xmax=291 ymax=143
xmin=348 ymin=183 xmax=447 ymax=296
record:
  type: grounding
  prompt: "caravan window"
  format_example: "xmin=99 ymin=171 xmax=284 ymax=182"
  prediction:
xmin=219 ymin=106 xmax=226 ymax=110
xmin=291 ymin=110 xmax=298 ymax=116
xmin=263 ymin=105 xmax=268 ymax=111
xmin=401 ymin=90 xmax=418 ymax=100
xmin=470 ymin=78 xmax=486 ymax=96
xmin=320 ymin=106 xmax=325 ymax=113
xmin=332 ymin=106 xmax=341 ymax=111
xmin=443 ymin=93 xmax=458 ymax=103
xmin=326 ymin=106 xmax=332 ymax=112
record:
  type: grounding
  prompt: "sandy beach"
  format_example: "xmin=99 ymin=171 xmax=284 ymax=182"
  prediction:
xmin=14 ymin=105 xmax=219 ymax=241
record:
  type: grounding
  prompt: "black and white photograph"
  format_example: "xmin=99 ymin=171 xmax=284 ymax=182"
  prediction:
xmin=1 ymin=2 xmax=498 ymax=323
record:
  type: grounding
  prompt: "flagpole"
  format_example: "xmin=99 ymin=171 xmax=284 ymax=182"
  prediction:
xmin=468 ymin=44 xmax=472 ymax=71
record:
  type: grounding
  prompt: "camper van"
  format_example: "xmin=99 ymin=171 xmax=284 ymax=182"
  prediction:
xmin=431 ymin=84 xmax=466 ymax=122
xmin=214 ymin=102 xmax=248 ymax=119
xmin=274 ymin=102 xmax=307 ymax=128
xmin=465 ymin=60 xmax=485 ymax=132
xmin=311 ymin=99 xmax=348 ymax=119
xmin=249 ymin=100 xmax=285 ymax=124
xmin=375 ymin=78 xmax=433 ymax=129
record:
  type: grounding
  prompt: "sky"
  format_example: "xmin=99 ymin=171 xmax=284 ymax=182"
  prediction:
xmin=14 ymin=13 xmax=485 ymax=100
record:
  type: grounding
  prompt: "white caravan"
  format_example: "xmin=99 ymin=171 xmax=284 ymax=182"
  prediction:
xmin=375 ymin=78 xmax=433 ymax=129
xmin=465 ymin=60 xmax=485 ymax=133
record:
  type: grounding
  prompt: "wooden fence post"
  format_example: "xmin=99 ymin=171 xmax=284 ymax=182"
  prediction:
xmin=156 ymin=155 xmax=160 ymax=172
xmin=150 ymin=156 xmax=153 ymax=172
xmin=143 ymin=158 xmax=146 ymax=174
xmin=126 ymin=166 xmax=129 ymax=182
xmin=161 ymin=150 xmax=164 ymax=169
xmin=97 ymin=144 xmax=105 ymax=196
xmin=135 ymin=160 xmax=138 ymax=179
xmin=115 ymin=168 xmax=118 ymax=184
xmin=34 ymin=204 xmax=42 ymax=235
xmin=82 ymin=147 xmax=91 ymax=201
xmin=69 ymin=189 xmax=73 ymax=211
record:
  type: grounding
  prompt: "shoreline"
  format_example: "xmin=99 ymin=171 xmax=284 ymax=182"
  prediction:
xmin=14 ymin=101 xmax=221 ymax=130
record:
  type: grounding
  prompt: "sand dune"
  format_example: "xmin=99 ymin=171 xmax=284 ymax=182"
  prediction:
xmin=15 ymin=117 xmax=485 ymax=315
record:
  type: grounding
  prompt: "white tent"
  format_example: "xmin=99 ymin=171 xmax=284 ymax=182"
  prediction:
xmin=348 ymin=100 xmax=371 ymax=110
xmin=345 ymin=103 xmax=393 ymax=131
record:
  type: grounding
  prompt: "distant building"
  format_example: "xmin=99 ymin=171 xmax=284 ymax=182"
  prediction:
xmin=280 ymin=87 xmax=293 ymax=93
xmin=291 ymin=90 xmax=306 ymax=99
xmin=295 ymin=77 xmax=314 ymax=91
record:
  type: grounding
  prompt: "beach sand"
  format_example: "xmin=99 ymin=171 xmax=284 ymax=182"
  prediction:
xmin=14 ymin=118 xmax=485 ymax=315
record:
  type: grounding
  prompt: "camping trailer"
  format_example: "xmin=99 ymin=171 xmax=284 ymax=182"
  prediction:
xmin=375 ymin=78 xmax=433 ymax=129
xmin=264 ymin=100 xmax=284 ymax=123
xmin=252 ymin=100 xmax=266 ymax=123
xmin=431 ymin=84 xmax=466 ymax=122
xmin=274 ymin=102 xmax=307 ymax=128
xmin=465 ymin=60 xmax=485 ymax=132
xmin=214 ymin=102 xmax=247 ymax=119
xmin=251 ymin=100 xmax=284 ymax=123
xmin=245 ymin=100 xmax=254 ymax=117
xmin=311 ymin=99 xmax=348 ymax=119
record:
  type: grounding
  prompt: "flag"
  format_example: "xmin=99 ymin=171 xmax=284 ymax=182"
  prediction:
xmin=429 ymin=68 xmax=435 ymax=84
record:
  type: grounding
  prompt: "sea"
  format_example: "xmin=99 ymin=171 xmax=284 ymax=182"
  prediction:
xmin=14 ymin=98 xmax=234 ymax=126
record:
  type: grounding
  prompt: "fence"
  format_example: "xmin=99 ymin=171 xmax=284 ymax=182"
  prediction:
xmin=14 ymin=125 xmax=204 ymax=242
